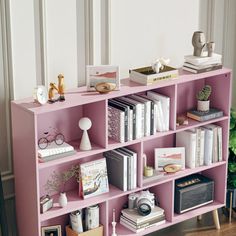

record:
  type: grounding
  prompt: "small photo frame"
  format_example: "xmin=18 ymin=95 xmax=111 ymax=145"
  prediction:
xmin=155 ymin=147 xmax=185 ymax=171
xmin=41 ymin=225 xmax=62 ymax=236
xmin=86 ymin=65 xmax=120 ymax=91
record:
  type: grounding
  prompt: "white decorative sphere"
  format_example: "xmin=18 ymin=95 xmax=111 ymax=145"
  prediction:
xmin=78 ymin=117 xmax=92 ymax=131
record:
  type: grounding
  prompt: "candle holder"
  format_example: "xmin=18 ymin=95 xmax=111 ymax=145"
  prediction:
xmin=111 ymin=209 xmax=117 ymax=236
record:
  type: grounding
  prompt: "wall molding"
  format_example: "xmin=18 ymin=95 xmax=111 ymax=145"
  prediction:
xmin=101 ymin=0 xmax=111 ymax=64
xmin=0 ymin=0 xmax=13 ymax=175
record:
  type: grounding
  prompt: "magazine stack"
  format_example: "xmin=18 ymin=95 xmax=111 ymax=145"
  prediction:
xmin=183 ymin=52 xmax=222 ymax=74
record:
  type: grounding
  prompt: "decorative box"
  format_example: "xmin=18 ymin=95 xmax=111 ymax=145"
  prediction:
xmin=66 ymin=225 xmax=103 ymax=236
xmin=174 ymin=174 xmax=214 ymax=214
xmin=129 ymin=65 xmax=178 ymax=85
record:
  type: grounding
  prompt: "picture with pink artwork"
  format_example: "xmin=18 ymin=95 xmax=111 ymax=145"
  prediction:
xmin=86 ymin=65 xmax=120 ymax=91
xmin=155 ymin=147 xmax=185 ymax=171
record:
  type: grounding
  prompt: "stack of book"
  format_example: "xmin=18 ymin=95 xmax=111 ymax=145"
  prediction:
xmin=120 ymin=206 xmax=165 ymax=233
xmin=38 ymin=142 xmax=76 ymax=162
xmin=104 ymin=147 xmax=137 ymax=191
xmin=187 ymin=108 xmax=223 ymax=122
xmin=176 ymin=124 xmax=222 ymax=168
xmin=183 ymin=53 xmax=222 ymax=74
xmin=108 ymin=92 xmax=170 ymax=143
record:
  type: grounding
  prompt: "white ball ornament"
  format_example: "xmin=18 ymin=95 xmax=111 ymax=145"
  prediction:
xmin=78 ymin=117 xmax=92 ymax=151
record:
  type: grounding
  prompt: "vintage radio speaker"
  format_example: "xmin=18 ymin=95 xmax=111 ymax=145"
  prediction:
xmin=174 ymin=173 xmax=214 ymax=214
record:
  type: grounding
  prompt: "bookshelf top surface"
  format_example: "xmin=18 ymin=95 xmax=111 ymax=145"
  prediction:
xmin=12 ymin=68 xmax=231 ymax=115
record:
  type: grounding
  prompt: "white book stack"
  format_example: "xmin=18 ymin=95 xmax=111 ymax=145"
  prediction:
xmin=120 ymin=206 xmax=165 ymax=233
xmin=183 ymin=53 xmax=222 ymax=74
xmin=176 ymin=125 xmax=223 ymax=168
xmin=38 ymin=142 xmax=76 ymax=162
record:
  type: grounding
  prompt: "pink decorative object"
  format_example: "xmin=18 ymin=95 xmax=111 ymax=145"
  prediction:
xmin=11 ymin=68 xmax=231 ymax=236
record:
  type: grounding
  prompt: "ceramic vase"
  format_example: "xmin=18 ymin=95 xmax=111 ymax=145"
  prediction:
xmin=197 ymin=100 xmax=210 ymax=112
xmin=59 ymin=192 xmax=68 ymax=207
xmin=192 ymin=31 xmax=206 ymax=57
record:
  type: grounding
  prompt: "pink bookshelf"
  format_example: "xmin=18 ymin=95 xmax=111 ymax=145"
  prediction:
xmin=11 ymin=68 xmax=232 ymax=236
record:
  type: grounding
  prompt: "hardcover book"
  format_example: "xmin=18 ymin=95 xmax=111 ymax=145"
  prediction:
xmin=187 ymin=108 xmax=223 ymax=122
xmin=182 ymin=64 xmax=222 ymax=74
xmin=80 ymin=158 xmax=109 ymax=199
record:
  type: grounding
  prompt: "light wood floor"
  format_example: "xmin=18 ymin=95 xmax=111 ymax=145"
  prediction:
xmin=4 ymin=199 xmax=236 ymax=236
xmin=148 ymin=209 xmax=236 ymax=236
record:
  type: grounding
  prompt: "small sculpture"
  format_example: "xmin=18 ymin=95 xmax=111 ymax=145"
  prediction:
xmin=207 ymin=42 xmax=215 ymax=57
xmin=48 ymin=73 xmax=65 ymax=103
xmin=48 ymin=83 xmax=59 ymax=103
xmin=151 ymin=58 xmax=170 ymax=73
xmin=78 ymin=117 xmax=92 ymax=151
xmin=192 ymin=31 xmax=206 ymax=57
xmin=58 ymin=74 xmax=65 ymax=101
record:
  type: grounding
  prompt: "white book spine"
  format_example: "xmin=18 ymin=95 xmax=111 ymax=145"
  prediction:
xmin=130 ymin=155 xmax=134 ymax=190
xmin=129 ymin=109 xmax=133 ymax=141
xmin=127 ymin=156 xmax=131 ymax=190
xmin=212 ymin=128 xmax=218 ymax=162
xmin=145 ymin=102 xmax=151 ymax=136
xmin=133 ymin=153 xmax=137 ymax=189
xmin=204 ymin=129 xmax=213 ymax=166
xmin=195 ymin=129 xmax=201 ymax=167
xmin=136 ymin=104 xmax=144 ymax=139
xmin=199 ymin=129 xmax=205 ymax=166
xmin=218 ymin=126 xmax=223 ymax=161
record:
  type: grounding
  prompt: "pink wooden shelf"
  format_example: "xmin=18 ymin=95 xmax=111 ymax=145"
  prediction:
xmin=40 ymin=185 xmax=142 ymax=222
xmin=173 ymin=201 xmax=224 ymax=223
xmin=38 ymin=140 xmax=105 ymax=170
xmin=11 ymin=68 xmax=231 ymax=115
xmin=11 ymin=68 xmax=232 ymax=236
xmin=143 ymin=161 xmax=227 ymax=188
xmin=110 ymin=201 xmax=223 ymax=236
xmin=176 ymin=116 xmax=229 ymax=132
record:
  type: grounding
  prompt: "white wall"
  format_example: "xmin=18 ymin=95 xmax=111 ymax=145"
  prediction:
xmin=109 ymin=0 xmax=200 ymax=78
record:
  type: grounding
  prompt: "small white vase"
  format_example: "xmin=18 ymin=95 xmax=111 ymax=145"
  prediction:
xmin=59 ymin=192 xmax=68 ymax=207
xmin=197 ymin=100 xmax=210 ymax=112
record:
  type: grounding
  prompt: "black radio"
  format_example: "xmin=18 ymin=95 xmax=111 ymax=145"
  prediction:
xmin=174 ymin=174 xmax=214 ymax=214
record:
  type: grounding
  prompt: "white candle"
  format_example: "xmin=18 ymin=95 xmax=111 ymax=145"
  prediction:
xmin=112 ymin=209 xmax=115 ymax=222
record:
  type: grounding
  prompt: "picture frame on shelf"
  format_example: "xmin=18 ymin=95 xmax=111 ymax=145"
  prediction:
xmin=80 ymin=158 xmax=109 ymax=199
xmin=155 ymin=147 xmax=185 ymax=171
xmin=41 ymin=225 xmax=62 ymax=236
xmin=86 ymin=65 xmax=120 ymax=91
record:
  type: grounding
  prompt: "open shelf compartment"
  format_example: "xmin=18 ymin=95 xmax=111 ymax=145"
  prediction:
xmin=37 ymin=100 xmax=107 ymax=169
xmin=107 ymin=180 xmax=173 ymax=235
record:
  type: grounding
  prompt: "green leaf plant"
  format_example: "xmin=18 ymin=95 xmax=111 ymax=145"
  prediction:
xmin=228 ymin=108 xmax=236 ymax=188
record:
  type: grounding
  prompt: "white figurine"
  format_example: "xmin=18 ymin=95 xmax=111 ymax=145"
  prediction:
xmin=151 ymin=58 xmax=170 ymax=73
xmin=78 ymin=117 xmax=92 ymax=151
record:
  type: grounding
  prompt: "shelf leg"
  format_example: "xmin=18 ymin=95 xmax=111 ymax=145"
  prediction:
xmin=229 ymin=191 xmax=233 ymax=223
xmin=212 ymin=209 xmax=220 ymax=230
xmin=197 ymin=215 xmax=202 ymax=221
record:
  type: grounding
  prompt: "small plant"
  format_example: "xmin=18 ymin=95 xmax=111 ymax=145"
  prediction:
xmin=196 ymin=85 xmax=212 ymax=101
xmin=44 ymin=165 xmax=80 ymax=194
xmin=228 ymin=108 xmax=236 ymax=188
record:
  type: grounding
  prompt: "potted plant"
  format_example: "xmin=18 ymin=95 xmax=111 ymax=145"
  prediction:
xmin=44 ymin=165 xmax=80 ymax=208
xmin=226 ymin=109 xmax=236 ymax=211
xmin=196 ymin=85 xmax=212 ymax=112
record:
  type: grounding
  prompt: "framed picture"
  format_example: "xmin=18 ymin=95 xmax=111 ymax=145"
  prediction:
xmin=41 ymin=225 xmax=62 ymax=236
xmin=86 ymin=65 xmax=120 ymax=91
xmin=154 ymin=147 xmax=185 ymax=171
xmin=80 ymin=158 xmax=109 ymax=199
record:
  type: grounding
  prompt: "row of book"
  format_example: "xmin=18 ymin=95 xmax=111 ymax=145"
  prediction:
xmin=183 ymin=53 xmax=222 ymax=74
xmin=108 ymin=92 xmax=170 ymax=143
xmin=120 ymin=206 xmax=165 ymax=233
xmin=104 ymin=147 xmax=137 ymax=191
xmin=176 ymin=124 xmax=222 ymax=168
